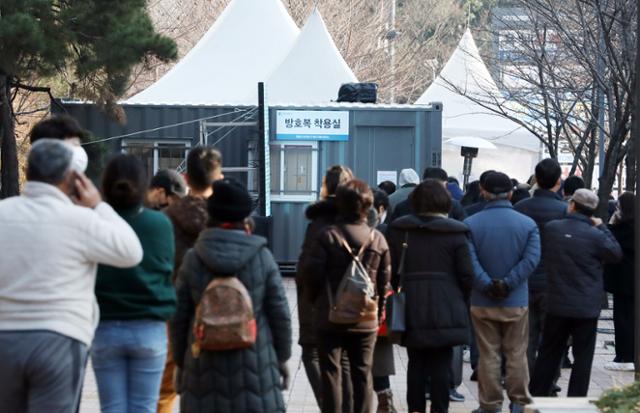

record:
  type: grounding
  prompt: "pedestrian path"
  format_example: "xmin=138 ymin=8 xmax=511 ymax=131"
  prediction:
xmin=80 ymin=278 xmax=633 ymax=412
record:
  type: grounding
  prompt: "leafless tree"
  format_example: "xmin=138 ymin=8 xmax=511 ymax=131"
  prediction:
xmin=442 ymin=0 xmax=637 ymax=215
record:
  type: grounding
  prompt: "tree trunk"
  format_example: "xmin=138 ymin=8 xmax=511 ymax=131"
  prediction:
xmin=626 ymin=137 xmax=636 ymax=191
xmin=0 ymin=75 xmax=19 ymax=198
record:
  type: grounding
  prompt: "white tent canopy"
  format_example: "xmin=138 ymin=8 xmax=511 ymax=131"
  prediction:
xmin=127 ymin=0 xmax=299 ymax=105
xmin=266 ymin=9 xmax=358 ymax=104
xmin=415 ymin=29 xmax=541 ymax=182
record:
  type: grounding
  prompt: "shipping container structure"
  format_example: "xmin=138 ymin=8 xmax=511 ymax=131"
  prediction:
xmin=60 ymin=101 xmax=442 ymax=270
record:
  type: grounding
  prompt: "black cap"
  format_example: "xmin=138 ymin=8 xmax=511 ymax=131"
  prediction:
xmin=484 ymin=172 xmax=513 ymax=194
xmin=150 ymin=169 xmax=187 ymax=197
xmin=479 ymin=170 xmax=496 ymax=188
xmin=208 ymin=178 xmax=253 ymax=223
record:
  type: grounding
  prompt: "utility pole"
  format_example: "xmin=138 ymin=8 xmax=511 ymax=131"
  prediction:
xmin=633 ymin=0 xmax=640 ymax=381
xmin=257 ymin=82 xmax=270 ymax=216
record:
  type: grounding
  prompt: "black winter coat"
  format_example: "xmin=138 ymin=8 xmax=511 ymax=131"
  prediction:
xmin=172 ymin=229 xmax=292 ymax=413
xmin=387 ymin=215 xmax=473 ymax=349
xmin=604 ymin=220 xmax=635 ymax=296
xmin=543 ymin=214 xmax=622 ymax=319
xmin=514 ymin=189 xmax=567 ymax=293
xmin=296 ymin=198 xmax=339 ymax=345
xmin=389 ymin=196 xmax=467 ymax=223
xmin=301 ymin=220 xmax=391 ymax=333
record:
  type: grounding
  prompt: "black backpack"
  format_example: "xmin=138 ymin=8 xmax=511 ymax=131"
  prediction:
xmin=337 ymin=83 xmax=378 ymax=103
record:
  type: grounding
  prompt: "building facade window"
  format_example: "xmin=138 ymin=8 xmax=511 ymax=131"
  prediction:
xmin=270 ymin=141 xmax=318 ymax=202
xmin=122 ymin=140 xmax=191 ymax=178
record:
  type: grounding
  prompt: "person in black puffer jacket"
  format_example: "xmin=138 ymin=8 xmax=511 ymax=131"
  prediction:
xmin=297 ymin=165 xmax=354 ymax=412
xmin=604 ymin=192 xmax=636 ymax=370
xmin=172 ymin=179 xmax=292 ymax=413
xmin=386 ymin=179 xmax=474 ymax=413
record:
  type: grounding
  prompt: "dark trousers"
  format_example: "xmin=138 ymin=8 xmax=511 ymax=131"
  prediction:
xmin=407 ymin=347 xmax=452 ymax=413
xmin=613 ymin=294 xmax=635 ymax=363
xmin=318 ymin=331 xmax=376 ymax=413
xmin=0 ymin=330 xmax=89 ymax=413
xmin=530 ymin=315 xmax=598 ymax=397
xmin=302 ymin=344 xmax=353 ymax=413
xmin=373 ymin=376 xmax=390 ymax=392
xmin=527 ymin=291 xmax=547 ymax=372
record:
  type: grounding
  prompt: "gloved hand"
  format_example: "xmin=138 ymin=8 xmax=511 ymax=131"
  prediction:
xmin=489 ymin=279 xmax=510 ymax=300
xmin=278 ymin=362 xmax=290 ymax=390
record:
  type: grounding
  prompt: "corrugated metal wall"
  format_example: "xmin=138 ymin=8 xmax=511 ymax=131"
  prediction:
xmin=60 ymin=101 xmax=442 ymax=265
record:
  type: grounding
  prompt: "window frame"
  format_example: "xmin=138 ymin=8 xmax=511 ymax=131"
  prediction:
xmin=269 ymin=140 xmax=318 ymax=203
xmin=121 ymin=139 xmax=192 ymax=175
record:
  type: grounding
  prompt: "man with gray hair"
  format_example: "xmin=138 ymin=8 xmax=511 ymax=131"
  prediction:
xmin=464 ymin=172 xmax=541 ymax=413
xmin=530 ymin=189 xmax=621 ymax=397
xmin=0 ymin=139 xmax=143 ymax=412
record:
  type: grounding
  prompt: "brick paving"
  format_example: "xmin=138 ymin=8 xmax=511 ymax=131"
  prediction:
xmin=80 ymin=278 xmax=634 ymax=412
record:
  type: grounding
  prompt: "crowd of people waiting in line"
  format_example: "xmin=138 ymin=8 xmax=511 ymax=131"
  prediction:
xmin=0 ymin=115 xmax=634 ymax=413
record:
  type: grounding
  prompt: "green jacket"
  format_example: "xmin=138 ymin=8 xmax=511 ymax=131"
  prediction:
xmin=96 ymin=207 xmax=176 ymax=320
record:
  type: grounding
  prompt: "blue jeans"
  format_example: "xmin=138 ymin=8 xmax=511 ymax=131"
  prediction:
xmin=92 ymin=320 xmax=167 ymax=413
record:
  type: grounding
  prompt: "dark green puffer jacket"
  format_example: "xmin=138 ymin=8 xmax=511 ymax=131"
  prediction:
xmin=172 ymin=228 xmax=292 ymax=413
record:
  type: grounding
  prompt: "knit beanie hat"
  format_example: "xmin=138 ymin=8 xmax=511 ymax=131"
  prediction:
xmin=207 ymin=178 xmax=253 ymax=223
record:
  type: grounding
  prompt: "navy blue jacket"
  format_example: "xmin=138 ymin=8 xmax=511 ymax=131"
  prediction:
xmin=514 ymin=189 xmax=567 ymax=293
xmin=390 ymin=197 xmax=467 ymax=223
xmin=543 ymin=214 xmax=622 ymax=319
xmin=465 ymin=200 xmax=540 ymax=307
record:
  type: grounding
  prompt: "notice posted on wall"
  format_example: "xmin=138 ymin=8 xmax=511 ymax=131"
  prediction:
xmin=376 ymin=170 xmax=397 ymax=185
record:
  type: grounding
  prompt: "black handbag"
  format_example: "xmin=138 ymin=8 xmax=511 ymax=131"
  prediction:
xmin=386 ymin=231 xmax=408 ymax=344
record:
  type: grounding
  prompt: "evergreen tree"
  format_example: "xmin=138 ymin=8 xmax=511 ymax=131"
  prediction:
xmin=0 ymin=0 xmax=177 ymax=198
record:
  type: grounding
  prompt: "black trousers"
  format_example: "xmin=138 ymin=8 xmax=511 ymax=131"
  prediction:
xmin=318 ymin=331 xmax=377 ymax=413
xmin=301 ymin=344 xmax=353 ymax=413
xmin=530 ymin=315 xmax=598 ymax=397
xmin=527 ymin=291 xmax=547 ymax=372
xmin=407 ymin=347 xmax=453 ymax=413
xmin=613 ymin=294 xmax=635 ymax=363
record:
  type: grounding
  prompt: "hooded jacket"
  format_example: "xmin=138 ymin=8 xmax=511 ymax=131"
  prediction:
xmin=387 ymin=215 xmax=473 ymax=348
xmin=296 ymin=198 xmax=339 ymax=345
xmin=172 ymin=229 xmax=291 ymax=413
xmin=164 ymin=195 xmax=208 ymax=281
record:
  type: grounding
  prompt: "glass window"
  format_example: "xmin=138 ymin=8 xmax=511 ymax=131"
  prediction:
xmin=269 ymin=142 xmax=317 ymax=200
xmin=270 ymin=147 xmax=281 ymax=193
xmin=158 ymin=144 xmax=187 ymax=171
xmin=124 ymin=143 xmax=154 ymax=180
xmin=283 ymin=145 xmax=312 ymax=193
xmin=122 ymin=140 xmax=190 ymax=178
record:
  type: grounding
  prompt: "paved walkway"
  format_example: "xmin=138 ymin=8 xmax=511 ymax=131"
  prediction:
xmin=80 ymin=278 xmax=634 ymax=412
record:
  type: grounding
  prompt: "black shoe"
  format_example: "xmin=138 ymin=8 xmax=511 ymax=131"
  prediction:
xmin=449 ymin=388 xmax=465 ymax=402
xmin=562 ymin=355 xmax=573 ymax=369
xmin=470 ymin=370 xmax=478 ymax=381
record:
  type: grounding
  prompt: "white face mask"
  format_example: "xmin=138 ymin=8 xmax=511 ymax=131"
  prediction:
xmin=70 ymin=145 xmax=89 ymax=173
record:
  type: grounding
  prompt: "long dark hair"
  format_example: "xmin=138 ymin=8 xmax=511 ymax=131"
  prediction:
xmin=102 ymin=154 xmax=147 ymax=209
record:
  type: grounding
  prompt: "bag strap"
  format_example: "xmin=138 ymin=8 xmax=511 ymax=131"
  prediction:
xmin=327 ymin=228 xmax=375 ymax=307
xmin=335 ymin=228 xmax=375 ymax=261
xmin=396 ymin=231 xmax=409 ymax=293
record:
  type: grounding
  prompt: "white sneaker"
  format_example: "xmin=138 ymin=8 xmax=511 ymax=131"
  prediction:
xmin=463 ymin=348 xmax=471 ymax=363
xmin=604 ymin=361 xmax=635 ymax=371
